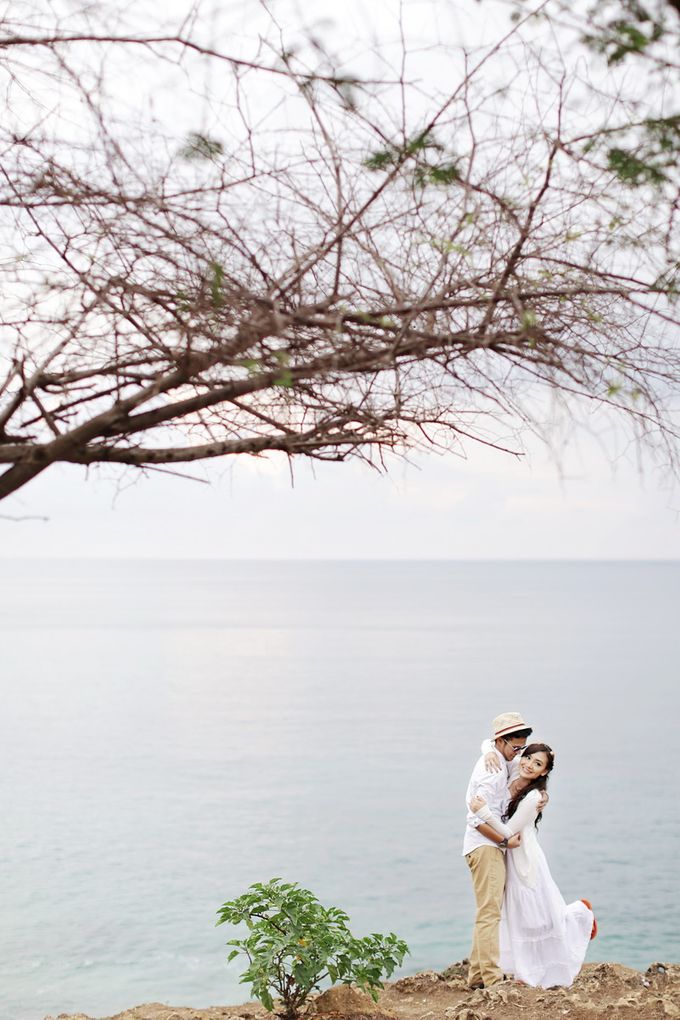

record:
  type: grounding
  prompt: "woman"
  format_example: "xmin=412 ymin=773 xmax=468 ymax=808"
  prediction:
xmin=470 ymin=743 xmax=595 ymax=988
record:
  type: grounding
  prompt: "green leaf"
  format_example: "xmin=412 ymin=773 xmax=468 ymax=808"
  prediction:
xmin=179 ymin=132 xmax=224 ymax=160
xmin=273 ymin=369 xmax=294 ymax=388
xmin=607 ymin=147 xmax=668 ymax=186
xmin=363 ymin=149 xmax=396 ymax=171
xmin=404 ymin=130 xmax=441 ymax=156
xmin=363 ymin=130 xmax=442 ymax=174
xmin=424 ymin=162 xmax=461 ymax=186
xmin=210 ymin=262 xmax=225 ymax=308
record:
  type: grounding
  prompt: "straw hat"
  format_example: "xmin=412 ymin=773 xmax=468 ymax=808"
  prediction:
xmin=492 ymin=711 xmax=532 ymax=738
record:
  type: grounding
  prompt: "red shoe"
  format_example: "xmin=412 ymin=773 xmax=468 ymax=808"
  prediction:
xmin=581 ymin=898 xmax=598 ymax=939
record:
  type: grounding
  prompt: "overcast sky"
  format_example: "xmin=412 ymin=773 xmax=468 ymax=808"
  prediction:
xmin=2 ymin=431 xmax=679 ymax=559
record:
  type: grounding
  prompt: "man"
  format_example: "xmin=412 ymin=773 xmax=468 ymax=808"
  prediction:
xmin=462 ymin=711 xmax=533 ymax=989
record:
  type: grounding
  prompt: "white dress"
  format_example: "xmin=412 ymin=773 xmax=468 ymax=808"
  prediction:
xmin=474 ymin=789 xmax=594 ymax=987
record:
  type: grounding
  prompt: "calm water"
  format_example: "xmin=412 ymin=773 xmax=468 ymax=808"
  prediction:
xmin=1 ymin=559 xmax=678 ymax=1020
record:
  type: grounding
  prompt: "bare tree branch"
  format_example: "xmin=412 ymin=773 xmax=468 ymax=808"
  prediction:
xmin=0 ymin=1 xmax=678 ymax=503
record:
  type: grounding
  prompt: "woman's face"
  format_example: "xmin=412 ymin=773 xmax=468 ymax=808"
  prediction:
xmin=518 ymin=750 xmax=550 ymax=780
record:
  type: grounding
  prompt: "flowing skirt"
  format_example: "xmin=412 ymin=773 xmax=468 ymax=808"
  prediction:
xmin=499 ymin=842 xmax=593 ymax=987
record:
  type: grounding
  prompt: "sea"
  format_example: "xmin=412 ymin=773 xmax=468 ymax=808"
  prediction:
xmin=1 ymin=559 xmax=678 ymax=1020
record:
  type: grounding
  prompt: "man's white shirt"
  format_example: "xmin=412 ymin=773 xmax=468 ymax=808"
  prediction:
xmin=462 ymin=748 xmax=511 ymax=856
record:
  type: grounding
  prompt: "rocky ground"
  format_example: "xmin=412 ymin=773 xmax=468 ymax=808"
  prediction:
xmin=46 ymin=961 xmax=680 ymax=1020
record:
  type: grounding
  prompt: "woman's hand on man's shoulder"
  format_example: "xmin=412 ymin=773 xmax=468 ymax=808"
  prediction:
xmin=484 ymin=750 xmax=503 ymax=773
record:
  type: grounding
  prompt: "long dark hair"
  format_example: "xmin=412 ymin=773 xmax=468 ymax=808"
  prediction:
xmin=505 ymin=743 xmax=555 ymax=828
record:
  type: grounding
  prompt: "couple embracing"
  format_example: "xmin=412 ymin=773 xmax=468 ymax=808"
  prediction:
xmin=462 ymin=712 xmax=596 ymax=989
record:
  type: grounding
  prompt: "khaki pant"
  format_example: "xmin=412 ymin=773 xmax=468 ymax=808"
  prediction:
xmin=465 ymin=844 xmax=506 ymax=987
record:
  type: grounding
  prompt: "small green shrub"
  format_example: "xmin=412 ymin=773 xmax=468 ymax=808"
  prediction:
xmin=216 ymin=878 xmax=409 ymax=1020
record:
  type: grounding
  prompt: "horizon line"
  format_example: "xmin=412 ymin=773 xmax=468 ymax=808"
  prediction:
xmin=1 ymin=555 xmax=679 ymax=564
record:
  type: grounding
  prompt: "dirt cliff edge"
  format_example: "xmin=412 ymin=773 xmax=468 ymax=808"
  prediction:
xmin=45 ymin=961 xmax=680 ymax=1020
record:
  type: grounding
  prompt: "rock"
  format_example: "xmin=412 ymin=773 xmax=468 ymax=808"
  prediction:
xmin=648 ymin=963 xmax=680 ymax=988
xmin=311 ymin=986 xmax=393 ymax=1019
xmin=474 ymin=986 xmax=520 ymax=1006
xmin=392 ymin=973 xmax=443 ymax=994
xmin=46 ymin=1014 xmax=93 ymax=1020
xmin=577 ymin=962 xmax=641 ymax=987
xmin=611 ymin=994 xmax=644 ymax=1008
xmin=442 ymin=980 xmax=467 ymax=992
xmin=439 ymin=962 xmax=468 ymax=983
